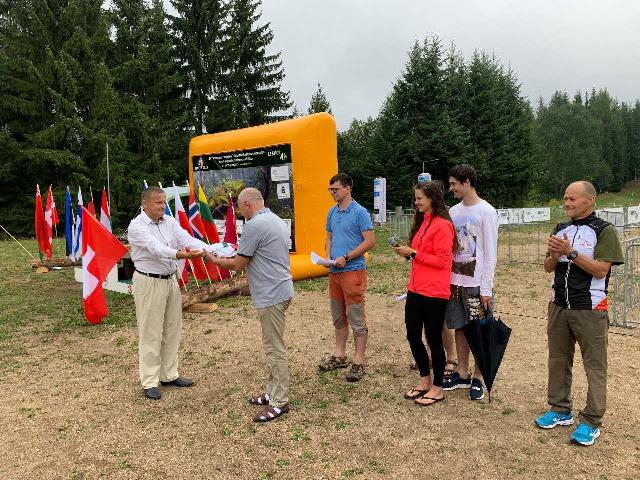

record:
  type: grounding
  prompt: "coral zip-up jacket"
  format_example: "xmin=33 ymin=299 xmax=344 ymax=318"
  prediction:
xmin=407 ymin=214 xmax=455 ymax=299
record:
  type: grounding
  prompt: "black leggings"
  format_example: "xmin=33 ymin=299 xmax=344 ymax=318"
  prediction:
xmin=405 ymin=291 xmax=448 ymax=386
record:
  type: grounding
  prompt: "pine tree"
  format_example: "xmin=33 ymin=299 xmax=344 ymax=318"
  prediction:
xmin=169 ymin=0 xmax=229 ymax=135
xmin=0 ymin=0 xmax=116 ymax=235
xmin=458 ymin=52 xmax=534 ymax=206
xmin=534 ymin=91 xmax=605 ymax=196
xmin=107 ymin=0 xmax=191 ymax=226
xmin=308 ymin=83 xmax=332 ymax=114
xmin=216 ymin=0 xmax=291 ymax=132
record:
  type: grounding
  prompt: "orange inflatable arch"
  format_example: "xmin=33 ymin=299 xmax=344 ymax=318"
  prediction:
xmin=189 ymin=113 xmax=338 ymax=280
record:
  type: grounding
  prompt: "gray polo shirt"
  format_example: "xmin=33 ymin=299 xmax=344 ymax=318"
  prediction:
xmin=237 ymin=208 xmax=294 ymax=308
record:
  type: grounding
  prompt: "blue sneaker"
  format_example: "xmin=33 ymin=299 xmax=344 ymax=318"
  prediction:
xmin=469 ymin=378 xmax=484 ymax=400
xmin=534 ymin=410 xmax=574 ymax=429
xmin=570 ymin=422 xmax=601 ymax=446
xmin=442 ymin=373 xmax=471 ymax=391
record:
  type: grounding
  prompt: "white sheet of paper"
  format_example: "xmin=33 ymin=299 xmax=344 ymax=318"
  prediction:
xmin=277 ymin=183 xmax=290 ymax=199
xmin=271 ymin=165 xmax=289 ymax=181
xmin=206 ymin=242 xmax=237 ymax=258
xmin=311 ymin=251 xmax=336 ymax=267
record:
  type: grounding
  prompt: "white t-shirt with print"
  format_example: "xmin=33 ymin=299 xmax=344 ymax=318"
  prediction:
xmin=449 ymin=200 xmax=499 ymax=296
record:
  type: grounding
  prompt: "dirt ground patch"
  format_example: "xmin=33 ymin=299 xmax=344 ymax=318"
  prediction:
xmin=1 ymin=260 xmax=639 ymax=479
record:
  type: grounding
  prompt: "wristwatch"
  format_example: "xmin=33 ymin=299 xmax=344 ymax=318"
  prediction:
xmin=410 ymin=251 xmax=417 ymax=259
xmin=344 ymin=252 xmax=350 ymax=262
xmin=567 ymin=250 xmax=578 ymax=260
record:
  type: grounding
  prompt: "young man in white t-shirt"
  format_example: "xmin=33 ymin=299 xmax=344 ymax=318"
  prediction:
xmin=442 ymin=164 xmax=499 ymax=400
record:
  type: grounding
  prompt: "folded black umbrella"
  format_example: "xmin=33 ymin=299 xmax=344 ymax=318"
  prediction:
xmin=462 ymin=310 xmax=512 ymax=402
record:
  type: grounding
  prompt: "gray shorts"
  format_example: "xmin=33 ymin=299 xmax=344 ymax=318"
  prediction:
xmin=445 ymin=285 xmax=481 ymax=330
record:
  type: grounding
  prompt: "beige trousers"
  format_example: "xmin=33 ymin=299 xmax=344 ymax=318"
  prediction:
xmin=133 ymin=271 xmax=183 ymax=389
xmin=547 ymin=302 xmax=609 ymax=428
xmin=256 ymin=299 xmax=291 ymax=407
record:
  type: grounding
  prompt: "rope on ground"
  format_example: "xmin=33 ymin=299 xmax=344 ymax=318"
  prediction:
xmin=494 ymin=309 xmax=637 ymax=336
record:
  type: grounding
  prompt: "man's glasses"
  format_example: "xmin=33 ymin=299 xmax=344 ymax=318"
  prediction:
xmin=328 ymin=186 xmax=346 ymax=194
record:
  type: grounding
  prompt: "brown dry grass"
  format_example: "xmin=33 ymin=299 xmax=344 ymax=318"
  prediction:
xmin=1 ymin=242 xmax=639 ymax=479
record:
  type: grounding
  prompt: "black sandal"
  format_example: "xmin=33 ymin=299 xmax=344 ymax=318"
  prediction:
xmin=404 ymin=388 xmax=428 ymax=400
xmin=414 ymin=395 xmax=445 ymax=406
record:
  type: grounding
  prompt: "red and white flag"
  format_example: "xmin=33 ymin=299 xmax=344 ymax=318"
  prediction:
xmin=100 ymin=187 xmax=111 ymax=232
xmin=50 ymin=186 xmax=60 ymax=225
xmin=34 ymin=185 xmax=50 ymax=258
xmin=44 ymin=186 xmax=54 ymax=258
xmin=224 ymin=194 xmax=237 ymax=244
xmin=82 ymin=207 xmax=127 ymax=324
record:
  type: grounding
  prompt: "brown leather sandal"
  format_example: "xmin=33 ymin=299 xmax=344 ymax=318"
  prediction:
xmin=253 ymin=403 xmax=290 ymax=422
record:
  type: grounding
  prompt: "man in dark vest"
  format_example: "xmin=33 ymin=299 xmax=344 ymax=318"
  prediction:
xmin=534 ymin=181 xmax=623 ymax=446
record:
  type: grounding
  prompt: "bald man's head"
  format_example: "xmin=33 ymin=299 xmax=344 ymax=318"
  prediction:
xmin=567 ymin=181 xmax=596 ymax=197
xmin=564 ymin=180 xmax=596 ymax=220
xmin=237 ymin=187 xmax=265 ymax=219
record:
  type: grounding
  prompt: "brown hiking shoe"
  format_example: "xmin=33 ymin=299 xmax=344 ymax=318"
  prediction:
xmin=346 ymin=363 xmax=364 ymax=382
xmin=318 ymin=355 xmax=348 ymax=371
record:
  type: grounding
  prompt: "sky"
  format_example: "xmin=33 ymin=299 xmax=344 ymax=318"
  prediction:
xmin=254 ymin=0 xmax=640 ymax=130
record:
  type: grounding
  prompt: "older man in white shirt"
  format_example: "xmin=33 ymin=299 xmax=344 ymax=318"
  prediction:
xmin=128 ymin=186 xmax=211 ymax=400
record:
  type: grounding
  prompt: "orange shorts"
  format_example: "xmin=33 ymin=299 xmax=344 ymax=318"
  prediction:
xmin=328 ymin=270 xmax=368 ymax=335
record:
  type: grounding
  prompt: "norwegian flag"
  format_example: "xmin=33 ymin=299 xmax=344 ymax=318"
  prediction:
xmin=188 ymin=184 xmax=224 ymax=281
xmin=173 ymin=183 xmax=209 ymax=283
xmin=82 ymin=207 xmax=127 ymax=324
xmin=188 ymin=185 xmax=206 ymax=241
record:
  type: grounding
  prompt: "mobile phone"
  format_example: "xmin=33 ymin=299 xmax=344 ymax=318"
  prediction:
xmin=387 ymin=236 xmax=404 ymax=247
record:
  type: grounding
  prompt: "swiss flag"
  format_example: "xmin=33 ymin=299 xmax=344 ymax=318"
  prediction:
xmin=224 ymin=195 xmax=237 ymax=244
xmin=82 ymin=207 xmax=127 ymax=324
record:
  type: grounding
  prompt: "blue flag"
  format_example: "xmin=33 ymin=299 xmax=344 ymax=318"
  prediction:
xmin=65 ymin=187 xmax=73 ymax=255
xmin=71 ymin=187 xmax=83 ymax=260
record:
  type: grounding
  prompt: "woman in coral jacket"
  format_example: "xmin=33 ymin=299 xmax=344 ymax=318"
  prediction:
xmin=393 ymin=181 xmax=457 ymax=406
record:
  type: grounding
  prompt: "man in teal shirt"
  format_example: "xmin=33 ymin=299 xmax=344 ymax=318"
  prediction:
xmin=319 ymin=173 xmax=375 ymax=382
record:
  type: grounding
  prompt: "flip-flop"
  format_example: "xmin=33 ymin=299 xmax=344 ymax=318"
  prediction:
xmin=403 ymin=388 xmax=428 ymax=400
xmin=414 ymin=395 xmax=445 ymax=406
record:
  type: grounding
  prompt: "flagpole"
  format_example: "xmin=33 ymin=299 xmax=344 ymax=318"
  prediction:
xmin=106 ymin=142 xmax=111 ymax=217
xmin=0 ymin=224 xmax=39 ymax=261
xmin=187 ymin=259 xmax=200 ymax=288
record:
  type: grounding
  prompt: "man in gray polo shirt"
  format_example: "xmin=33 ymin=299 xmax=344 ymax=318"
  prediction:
xmin=206 ymin=187 xmax=294 ymax=422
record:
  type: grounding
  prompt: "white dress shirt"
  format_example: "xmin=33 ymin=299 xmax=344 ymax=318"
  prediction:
xmin=128 ymin=211 xmax=211 ymax=275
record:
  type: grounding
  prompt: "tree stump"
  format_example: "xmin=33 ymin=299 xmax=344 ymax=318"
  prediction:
xmin=181 ymin=276 xmax=249 ymax=309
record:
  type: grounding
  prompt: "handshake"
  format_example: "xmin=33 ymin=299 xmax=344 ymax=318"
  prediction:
xmin=176 ymin=249 xmax=206 ymax=260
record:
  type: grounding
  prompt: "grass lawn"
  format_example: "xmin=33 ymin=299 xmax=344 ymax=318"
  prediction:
xmin=0 ymin=233 xmax=639 ymax=479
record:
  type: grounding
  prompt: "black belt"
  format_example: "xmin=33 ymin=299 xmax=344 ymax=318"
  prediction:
xmin=135 ymin=269 xmax=175 ymax=280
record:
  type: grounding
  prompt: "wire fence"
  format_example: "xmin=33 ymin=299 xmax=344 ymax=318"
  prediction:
xmin=382 ymin=211 xmax=640 ymax=328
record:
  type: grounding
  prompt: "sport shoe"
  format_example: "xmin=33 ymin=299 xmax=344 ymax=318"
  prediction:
xmin=442 ymin=372 xmax=471 ymax=390
xmin=570 ymin=422 xmax=601 ymax=446
xmin=318 ymin=355 xmax=348 ymax=371
xmin=469 ymin=378 xmax=484 ymax=400
xmin=345 ymin=363 xmax=364 ymax=382
xmin=534 ymin=410 xmax=574 ymax=429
